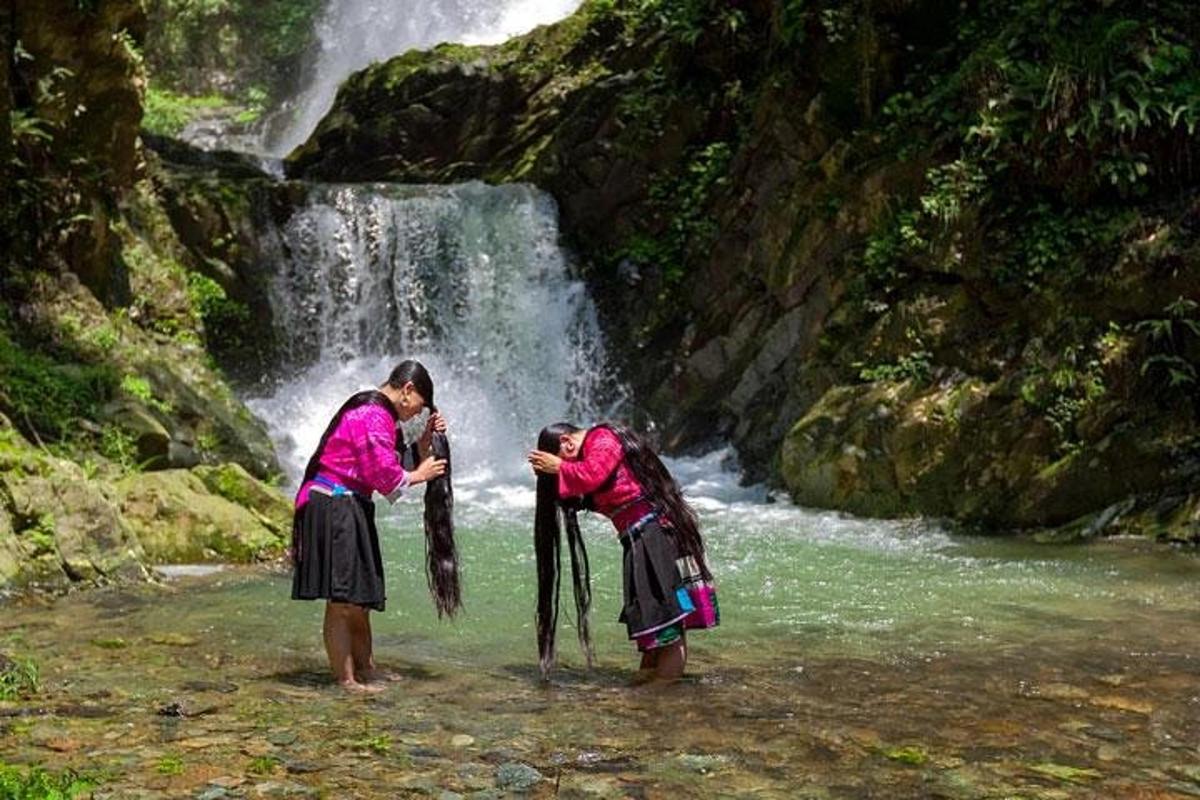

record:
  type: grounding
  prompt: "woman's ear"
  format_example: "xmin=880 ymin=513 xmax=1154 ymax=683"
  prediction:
xmin=560 ymin=434 xmax=575 ymax=457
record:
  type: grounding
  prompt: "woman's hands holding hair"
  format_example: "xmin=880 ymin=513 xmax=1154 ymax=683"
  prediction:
xmin=408 ymin=410 xmax=448 ymax=485
xmin=410 ymin=455 xmax=447 ymax=485
xmin=418 ymin=411 xmax=447 ymax=458
xmin=527 ymin=450 xmax=562 ymax=475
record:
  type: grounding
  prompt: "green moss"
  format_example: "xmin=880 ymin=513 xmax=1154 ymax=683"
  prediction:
xmin=1028 ymin=762 xmax=1102 ymax=784
xmin=883 ymin=745 xmax=929 ymax=766
xmin=155 ymin=755 xmax=185 ymax=776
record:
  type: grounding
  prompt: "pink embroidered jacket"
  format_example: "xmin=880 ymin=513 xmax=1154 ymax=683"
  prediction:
xmin=557 ymin=427 xmax=653 ymax=532
xmin=295 ymin=404 xmax=408 ymax=508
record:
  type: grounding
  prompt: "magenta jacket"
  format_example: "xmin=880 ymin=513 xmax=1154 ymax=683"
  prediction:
xmin=557 ymin=427 xmax=653 ymax=532
xmin=295 ymin=404 xmax=408 ymax=508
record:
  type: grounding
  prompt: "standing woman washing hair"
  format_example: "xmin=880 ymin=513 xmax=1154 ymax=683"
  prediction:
xmin=292 ymin=360 xmax=450 ymax=692
xmin=528 ymin=423 xmax=719 ymax=683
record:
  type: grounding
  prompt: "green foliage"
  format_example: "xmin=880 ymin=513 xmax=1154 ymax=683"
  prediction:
xmin=906 ymin=0 xmax=1200 ymax=193
xmin=146 ymin=0 xmax=323 ymax=100
xmin=0 ymin=762 xmax=95 ymax=800
xmin=862 ymin=210 xmax=924 ymax=292
xmin=155 ymin=755 xmax=184 ymax=777
xmin=142 ymin=86 xmax=227 ymax=137
xmin=0 ymin=656 xmax=40 ymax=700
xmin=354 ymin=733 xmax=391 ymax=755
xmin=119 ymin=374 xmax=171 ymax=415
xmin=187 ymin=273 xmax=249 ymax=330
xmin=919 ymin=160 xmax=987 ymax=227
xmin=857 ymin=351 xmax=933 ymax=384
xmin=1136 ymin=297 xmax=1200 ymax=391
xmin=246 ymin=756 xmax=280 ymax=776
xmin=856 ymin=328 xmax=934 ymax=384
xmin=618 ymin=141 xmax=733 ymax=289
xmin=0 ymin=327 xmax=117 ymax=443
xmin=993 ymin=205 xmax=1133 ymax=289
xmin=98 ymin=425 xmax=139 ymax=470
xmin=1019 ymin=340 xmax=1107 ymax=453
xmin=21 ymin=516 xmax=56 ymax=559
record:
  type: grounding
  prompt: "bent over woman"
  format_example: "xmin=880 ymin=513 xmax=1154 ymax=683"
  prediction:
xmin=528 ymin=423 xmax=718 ymax=683
xmin=292 ymin=360 xmax=447 ymax=692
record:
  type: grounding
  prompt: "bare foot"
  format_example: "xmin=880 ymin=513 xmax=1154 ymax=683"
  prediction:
xmin=338 ymin=678 xmax=385 ymax=694
xmin=629 ymin=669 xmax=657 ymax=687
xmin=361 ymin=668 xmax=405 ymax=684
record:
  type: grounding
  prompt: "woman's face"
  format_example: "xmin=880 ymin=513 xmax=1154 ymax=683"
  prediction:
xmin=394 ymin=381 xmax=427 ymax=422
xmin=558 ymin=430 xmax=587 ymax=460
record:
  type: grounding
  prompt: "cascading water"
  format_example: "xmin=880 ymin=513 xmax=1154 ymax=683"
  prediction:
xmin=245 ymin=181 xmax=624 ymax=507
xmin=258 ymin=0 xmax=582 ymax=157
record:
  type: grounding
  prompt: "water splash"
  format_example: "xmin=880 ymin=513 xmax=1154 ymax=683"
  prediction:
xmin=259 ymin=0 xmax=583 ymax=156
xmin=246 ymin=181 xmax=623 ymax=493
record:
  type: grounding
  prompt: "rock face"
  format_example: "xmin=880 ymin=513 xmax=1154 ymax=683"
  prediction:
xmin=289 ymin=1 xmax=1200 ymax=540
xmin=117 ymin=468 xmax=288 ymax=564
xmin=8 ymin=0 xmax=147 ymax=305
xmin=0 ymin=420 xmax=146 ymax=587
xmin=0 ymin=417 xmax=287 ymax=588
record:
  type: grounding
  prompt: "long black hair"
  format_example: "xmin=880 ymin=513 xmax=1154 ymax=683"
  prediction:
xmin=534 ymin=423 xmax=591 ymax=677
xmin=423 ymin=428 xmax=461 ymax=618
xmin=386 ymin=359 xmax=462 ymax=619
xmin=533 ymin=421 xmax=711 ymax=676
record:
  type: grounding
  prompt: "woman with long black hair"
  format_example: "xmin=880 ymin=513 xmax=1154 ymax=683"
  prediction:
xmin=292 ymin=360 xmax=458 ymax=692
xmin=527 ymin=423 xmax=719 ymax=682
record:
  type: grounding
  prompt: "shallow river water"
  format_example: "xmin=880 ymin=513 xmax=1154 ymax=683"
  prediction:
xmin=1 ymin=458 xmax=1197 ymax=799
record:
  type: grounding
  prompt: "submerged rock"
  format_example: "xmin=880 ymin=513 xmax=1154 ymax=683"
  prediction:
xmin=494 ymin=762 xmax=543 ymax=791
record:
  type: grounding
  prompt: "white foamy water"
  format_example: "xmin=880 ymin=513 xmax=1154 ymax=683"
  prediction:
xmin=258 ymin=0 xmax=583 ymax=156
xmin=245 ymin=181 xmax=623 ymax=499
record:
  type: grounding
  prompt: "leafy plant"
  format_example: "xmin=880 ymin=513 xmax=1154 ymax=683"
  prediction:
xmin=0 ymin=327 xmax=117 ymax=443
xmin=1136 ymin=297 xmax=1200 ymax=391
xmin=0 ymin=656 xmax=40 ymax=700
xmin=246 ymin=756 xmax=280 ymax=776
xmin=142 ymin=86 xmax=227 ymax=137
xmin=1019 ymin=341 xmax=1107 ymax=453
xmin=98 ymin=425 xmax=139 ymax=470
xmin=0 ymin=762 xmax=96 ymax=799
xmin=0 ymin=659 xmax=38 ymax=701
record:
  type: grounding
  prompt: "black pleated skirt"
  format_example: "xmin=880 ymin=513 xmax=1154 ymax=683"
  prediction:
xmin=291 ymin=491 xmax=386 ymax=611
xmin=618 ymin=519 xmax=689 ymax=639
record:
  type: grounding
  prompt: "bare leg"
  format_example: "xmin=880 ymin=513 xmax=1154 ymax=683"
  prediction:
xmin=350 ymin=607 xmax=374 ymax=675
xmin=324 ymin=602 xmax=380 ymax=693
xmin=651 ymin=635 xmax=687 ymax=683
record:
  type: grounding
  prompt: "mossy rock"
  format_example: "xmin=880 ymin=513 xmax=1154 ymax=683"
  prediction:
xmin=117 ymin=468 xmax=287 ymax=563
xmin=0 ymin=508 xmax=22 ymax=586
xmin=0 ymin=429 xmax=146 ymax=586
xmin=193 ymin=462 xmax=290 ymax=534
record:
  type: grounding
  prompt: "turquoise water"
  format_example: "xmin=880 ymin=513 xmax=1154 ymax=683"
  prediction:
xmin=3 ymin=459 xmax=1195 ymax=798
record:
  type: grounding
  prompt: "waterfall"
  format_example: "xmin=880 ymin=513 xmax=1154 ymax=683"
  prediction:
xmin=259 ymin=0 xmax=582 ymax=157
xmin=245 ymin=181 xmax=624 ymax=505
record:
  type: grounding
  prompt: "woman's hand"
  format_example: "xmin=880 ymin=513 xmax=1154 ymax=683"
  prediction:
xmin=410 ymin=455 xmax=447 ymax=485
xmin=418 ymin=412 xmax=447 ymax=458
xmin=527 ymin=449 xmax=562 ymax=475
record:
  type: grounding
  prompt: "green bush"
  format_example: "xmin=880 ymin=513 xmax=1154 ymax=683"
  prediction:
xmin=0 ymin=656 xmax=40 ymax=701
xmin=0 ymin=762 xmax=95 ymax=800
xmin=0 ymin=329 xmax=117 ymax=443
xmin=142 ymin=86 xmax=227 ymax=137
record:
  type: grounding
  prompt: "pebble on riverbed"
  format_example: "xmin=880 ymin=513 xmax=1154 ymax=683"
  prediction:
xmin=495 ymin=762 xmax=543 ymax=790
